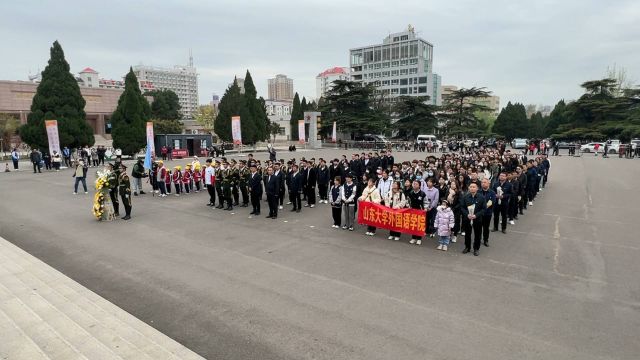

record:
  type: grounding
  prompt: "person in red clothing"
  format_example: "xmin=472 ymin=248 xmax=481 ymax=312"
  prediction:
xmin=172 ymin=166 xmax=182 ymax=196
xmin=182 ymin=164 xmax=192 ymax=194
xmin=193 ymin=164 xmax=202 ymax=193
xmin=161 ymin=146 xmax=168 ymax=161
xmin=158 ymin=161 xmax=168 ymax=197
xmin=164 ymin=168 xmax=172 ymax=195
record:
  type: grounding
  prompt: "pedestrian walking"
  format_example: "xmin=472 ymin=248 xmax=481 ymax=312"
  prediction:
xmin=72 ymin=159 xmax=88 ymax=194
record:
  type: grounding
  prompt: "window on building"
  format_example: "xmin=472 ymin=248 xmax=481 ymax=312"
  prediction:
xmin=401 ymin=44 xmax=408 ymax=58
xmin=364 ymin=49 xmax=374 ymax=63
xmin=400 ymin=59 xmax=408 ymax=66
xmin=351 ymin=52 xmax=363 ymax=65
xmin=410 ymin=43 xmax=418 ymax=58
xmin=409 ymin=68 xmax=418 ymax=74
xmin=391 ymin=79 xmax=399 ymax=85
xmin=382 ymin=62 xmax=389 ymax=68
xmin=409 ymin=58 xmax=418 ymax=65
xmin=374 ymin=48 xmax=381 ymax=62
xmin=374 ymin=63 xmax=381 ymax=69
xmin=391 ymin=88 xmax=399 ymax=94
xmin=391 ymin=45 xmax=399 ymax=60
xmin=382 ymin=71 xmax=389 ymax=77
xmin=391 ymin=70 xmax=398 ymax=76
xmin=400 ymin=88 xmax=408 ymax=94
xmin=399 ymin=78 xmax=408 ymax=85
xmin=408 ymin=87 xmax=413 ymax=94
xmin=399 ymin=69 xmax=408 ymax=75
xmin=382 ymin=47 xmax=390 ymax=61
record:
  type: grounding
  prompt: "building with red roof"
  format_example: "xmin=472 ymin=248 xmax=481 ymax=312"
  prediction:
xmin=316 ymin=67 xmax=350 ymax=99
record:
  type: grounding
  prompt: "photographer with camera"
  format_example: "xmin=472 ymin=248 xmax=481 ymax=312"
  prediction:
xmin=131 ymin=158 xmax=147 ymax=196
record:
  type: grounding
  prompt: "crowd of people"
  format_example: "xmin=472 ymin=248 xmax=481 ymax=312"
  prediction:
xmin=109 ymin=145 xmax=551 ymax=257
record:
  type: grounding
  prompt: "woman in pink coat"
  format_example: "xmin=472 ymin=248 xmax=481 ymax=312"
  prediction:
xmin=434 ymin=200 xmax=455 ymax=251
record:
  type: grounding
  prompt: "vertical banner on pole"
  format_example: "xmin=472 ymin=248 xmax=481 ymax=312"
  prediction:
xmin=298 ymin=119 xmax=306 ymax=144
xmin=231 ymin=116 xmax=242 ymax=145
xmin=45 ymin=120 xmax=61 ymax=155
xmin=331 ymin=121 xmax=337 ymax=143
xmin=144 ymin=122 xmax=154 ymax=169
xmin=146 ymin=121 xmax=155 ymax=156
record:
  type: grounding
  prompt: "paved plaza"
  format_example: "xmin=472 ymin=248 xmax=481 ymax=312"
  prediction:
xmin=0 ymin=150 xmax=639 ymax=360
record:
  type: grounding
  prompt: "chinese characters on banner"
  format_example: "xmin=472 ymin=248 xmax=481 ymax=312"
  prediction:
xmin=146 ymin=122 xmax=155 ymax=156
xmin=44 ymin=120 xmax=61 ymax=155
xmin=357 ymin=201 xmax=427 ymax=237
xmin=231 ymin=116 xmax=242 ymax=145
xmin=298 ymin=119 xmax=305 ymax=144
xmin=331 ymin=121 xmax=337 ymax=143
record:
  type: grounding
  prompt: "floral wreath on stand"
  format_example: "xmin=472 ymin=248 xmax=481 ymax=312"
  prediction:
xmin=92 ymin=169 xmax=114 ymax=221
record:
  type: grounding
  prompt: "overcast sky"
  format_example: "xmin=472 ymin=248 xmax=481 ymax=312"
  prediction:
xmin=1 ymin=0 xmax=639 ymax=108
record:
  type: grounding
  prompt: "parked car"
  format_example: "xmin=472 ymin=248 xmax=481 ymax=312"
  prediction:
xmin=556 ymin=141 xmax=573 ymax=149
xmin=605 ymin=139 xmax=621 ymax=154
xmin=580 ymin=142 xmax=605 ymax=153
xmin=512 ymin=138 xmax=528 ymax=149
xmin=483 ymin=138 xmax=498 ymax=148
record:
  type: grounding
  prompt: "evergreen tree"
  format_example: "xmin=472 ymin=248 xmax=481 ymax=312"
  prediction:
xmin=111 ymin=67 xmax=150 ymax=156
xmin=528 ymin=111 xmax=546 ymax=139
xmin=19 ymin=41 xmax=94 ymax=150
xmin=493 ymin=102 xmax=528 ymax=140
xmin=393 ymin=96 xmax=438 ymax=139
xmin=301 ymin=97 xmax=308 ymax=112
xmin=242 ymin=71 xmax=269 ymax=142
xmin=214 ymin=78 xmax=243 ymax=142
xmin=544 ymin=100 xmax=567 ymax=137
xmin=148 ymin=89 xmax=181 ymax=120
xmin=152 ymin=119 xmax=183 ymax=134
xmin=439 ymin=87 xmax=491 ymax=137
xmin=290 ymin=93 xmax=302 ymax=140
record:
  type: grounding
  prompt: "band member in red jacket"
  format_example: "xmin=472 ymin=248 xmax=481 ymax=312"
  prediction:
xmin=182 ymin=165 xmax=192 ymax=194
xmin=172 ymin=166 xmax=182 ymax=196
xmin=164 ymin=168 xmax=172 ymax=195
xmin=193 ymin=165 xmax=202 ymax=193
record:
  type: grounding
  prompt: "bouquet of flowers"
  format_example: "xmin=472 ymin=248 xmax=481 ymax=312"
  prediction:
xmin=92 ymin=169 xmax=111 ymax=221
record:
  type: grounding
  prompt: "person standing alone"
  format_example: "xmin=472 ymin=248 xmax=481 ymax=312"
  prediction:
xmin=265 ymin=167 xmax=280 ymax=219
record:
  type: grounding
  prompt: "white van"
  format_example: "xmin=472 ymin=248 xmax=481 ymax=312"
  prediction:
xmin=416 ymin=134 xmax=437 ymax=144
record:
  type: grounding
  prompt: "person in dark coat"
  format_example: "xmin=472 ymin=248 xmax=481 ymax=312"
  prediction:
xmin=264 ymin=166 xmax=280 ymax=219
xmin=288 ymin=164 xmax=303 ymax=212
xmin=460 ymin=182 xmax=486 ymax=256
xmin=302 ymin=160 xmax=317 ymax=208
xmin=248 ymin=163 xmax=263 ymax=216
xmin=492 ymin=172 xmax=512 ymax=233
xmin=480 ymin=179 xmax=496 ymax=247
xmin=316 ymin=159 xmax=330 ymax=203
xmin=30 ymin=149 xmax=42 ymax=173
xmin=329 ymin=159 xmax=344 ymax=184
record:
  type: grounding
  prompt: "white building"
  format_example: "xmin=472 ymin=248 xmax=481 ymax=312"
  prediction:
xmin=349 ymin=25 xmax=442 ymax=105
xmin=133 ymin=58 xmax=198 ymax=119
xmin=76 ymin=67 xmax=155 ymax=92
xmin=316 ymin=67 xmax=350 ymax=99
xmin=267 ymin=74 xmax=294 ymax=100
xmin=264 ymin=99 xmax=293 ymax=141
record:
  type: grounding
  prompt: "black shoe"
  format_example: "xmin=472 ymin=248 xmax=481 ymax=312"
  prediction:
xmin=233 ymin=202 xmax=239 ymax=206
xmin=249 ymin=211 xmax=256 ymax=215
xmin=296 ymin=209 xmax=301 ymax=213
xmin=271 ymin=216 xmax=277 ymax=219
xmin=241 ymin=204 xmax=248 ymax=207
xmin=501 ymin=229 xmax=506 ymax=234
xmin=291 ymin=208 xmax=297 ymax=212
xmin=207 ymin=203 xmax=213 ymax=206
xmin=114 ymin=213 xmax=120 ymax=217
xmin=134 ymin=192 xmax=138 ymax=196
xmin=266 ymin=215 xmax=273 ymax=218
xmin=473 ymin=250 xmax=479 ymax=256
xmin=216 ymin=205 xmax=224 ymax=209
xmin=254 ymin=212 xmax=260 ymax=216
xmin=462 ymin=248 xmax=470 ymax=254
xmin=140 ymin=191 xmax=146 ymax=195
xmin=484 ymin=241 xmax=489 ymax=247
xmin=225 ymin=207 xmax=233 ymax=211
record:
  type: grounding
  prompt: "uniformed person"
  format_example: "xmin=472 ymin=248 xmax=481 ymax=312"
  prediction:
xmin=238 ymin=160 xmax=250 ymax=207
xmin=222 ymin=161 xmax=234 ymax=210
xmin=230 ymin=159 xmax=240 ymax=206
xmin=118 ymin=164 xmax=132 ymax=220
xmin=106 ymin=163 xmax=120 ymax=217
xmin=214 ymin=160 xmax=225 ymax=209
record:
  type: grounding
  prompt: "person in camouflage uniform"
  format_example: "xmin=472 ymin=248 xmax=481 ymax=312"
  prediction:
xmin=107 ymin=163 xmax=120 ymax=217
xmin=238 ymin=160 xmax=250 ymax=207
xmin=230 ymin=159 xmax=240 ymax=206
xmin=222 ymin=160 xmax=234 ymax=211
xmin=118 ymin=164 xmax=132 ymax=220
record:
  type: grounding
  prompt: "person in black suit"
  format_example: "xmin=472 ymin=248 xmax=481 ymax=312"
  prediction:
xmin=274 ymin=162 xmax=286 ymax=209
xmin=316 ymin=159 xmax=330 ymax=203
xmin=289 ymin=164 xmax=303 ymax=212
xmin=349 ymin=154 xmax=362 ymax=180
xmin=248 ymin=163 xmax=263 ymax=216
xmin=264 ymin=166 xmax=280 ymax=219
xmin=329 ymin=159 xmax=344 ymax=184
xmin=302 ymin=160 xmax=317 ymax=208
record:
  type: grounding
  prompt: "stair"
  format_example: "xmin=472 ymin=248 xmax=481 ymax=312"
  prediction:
xmin=0 ymin=237 xmax=204 ymax=360
xmin=93 ymin=135 xmax=113 ymax=148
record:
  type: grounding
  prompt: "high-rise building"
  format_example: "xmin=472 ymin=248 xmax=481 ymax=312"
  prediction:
xmin=349 ymin=25 xmax=442 ymax=105
xmin=316 ymin=67 xmax=350 ymax=99
xmin=267 ymin=74 xmax=293 ymax=100
xmin=211 ymin=94 xmax=220 ymax=110
xmin=133 ymin=55 xmax=198 ymax=119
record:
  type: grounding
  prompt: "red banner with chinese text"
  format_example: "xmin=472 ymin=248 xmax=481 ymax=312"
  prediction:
xmin=357 ymin=201 xmax=426 ymax=236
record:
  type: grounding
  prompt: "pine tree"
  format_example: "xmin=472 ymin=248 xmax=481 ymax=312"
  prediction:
xmin=290 ymin=93 xmax=302 ymax=140
xmin=149 ymin=89 xmax=181 ymax=120
xmin=214 ymin=79 xmax=243 ymax=142
xmin=301 ymin=97 xmax=308 ymax=112
xmin=111 ymin=67 xmax=150 ymax=155
xmin=19 ymin=41 xmax=94 ymax=150
xmin=242 ymin=70 xmax=268 ymax=143
xmin=544 ymin=100 xmax=567 ymax=137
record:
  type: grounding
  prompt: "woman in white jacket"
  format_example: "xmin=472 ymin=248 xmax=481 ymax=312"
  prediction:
xmin=359 ymin=177 xmax=382 ymax=236
xmin=385 ymin=181 xmax=407 ymax=241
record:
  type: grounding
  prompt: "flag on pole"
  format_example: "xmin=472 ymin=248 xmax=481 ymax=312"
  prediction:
xmin=331 ymin=121 xmax=337 ymax=143
xmin=231 ymin=116 xmax=242 ymax=145
xmin=45 ymin=120 xmax=61 ymax=155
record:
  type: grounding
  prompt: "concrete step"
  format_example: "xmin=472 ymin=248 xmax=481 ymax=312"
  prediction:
xmin=0 ymin=238 xmax=204 ymax=360
xmin=0 ymin=254 xmax=152 ymax=360
xmin=0 ymin=306 xmax=50 ymax=360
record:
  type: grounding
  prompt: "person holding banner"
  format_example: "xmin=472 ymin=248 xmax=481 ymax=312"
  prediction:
xmin=359 ymin=177 xmax=382 ymax=236
xmin=407 ymin=180 xmax=428 ymax=245
xmin=385 ymin=181 xmax=407 ymax=241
